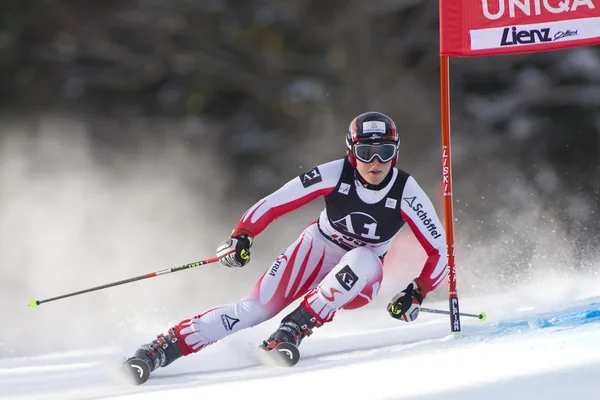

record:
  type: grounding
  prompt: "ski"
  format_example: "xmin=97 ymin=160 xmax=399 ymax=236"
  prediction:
xmin=121 ymin=357 xmax=151 ymax=385
xmin=260 ymin=341 xmax=300 ymax=368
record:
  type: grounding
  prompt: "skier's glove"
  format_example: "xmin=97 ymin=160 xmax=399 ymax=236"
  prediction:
xmin=387 ymin=280 xmax=424 ymax=322
xmin=217 ymin=235 xmax=253 ymax=268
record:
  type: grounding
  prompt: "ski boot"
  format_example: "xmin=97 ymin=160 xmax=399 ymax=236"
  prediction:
xmin=122 ymin=327 xmax=183 ymax=385
xmin=260 ymin=305 xmax=321 ymax=367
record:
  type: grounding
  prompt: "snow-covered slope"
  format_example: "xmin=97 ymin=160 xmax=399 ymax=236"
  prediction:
xmin=2 ymin=276 xmax=600 ymax=400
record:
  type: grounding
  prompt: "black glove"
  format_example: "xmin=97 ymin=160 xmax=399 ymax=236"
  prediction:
xmin=387 ymin=280 xmax=424 ymax=322
xmin=216 ymin=235 xmax=253 ymax=268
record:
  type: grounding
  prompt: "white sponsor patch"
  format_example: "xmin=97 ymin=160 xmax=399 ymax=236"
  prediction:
xmin=470 ymin=17 xmax=600 ymax=51
xmin=339 ymin=183 xmax=351 ymax=195
xmin=385 ymin=198 xmax=397 ymax=209
xmin=362 ymin=121 xmax=386 ymax=134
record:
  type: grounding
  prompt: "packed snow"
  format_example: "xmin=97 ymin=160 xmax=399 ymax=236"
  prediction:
xmin=2 ymin=275 xmax=599 ymax=400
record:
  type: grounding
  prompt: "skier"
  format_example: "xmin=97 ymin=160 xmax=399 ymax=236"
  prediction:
xmin=123 ymin=111 xmax=448 ymax=384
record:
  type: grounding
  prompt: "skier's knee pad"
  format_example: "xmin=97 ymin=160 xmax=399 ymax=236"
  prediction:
xmin=301 ymin=247 xmax=384 ymax=322
xmin=339 ymin=247 xmax=383 ymax=283
xmin=339 ymin=247 xmax=383 ymax=310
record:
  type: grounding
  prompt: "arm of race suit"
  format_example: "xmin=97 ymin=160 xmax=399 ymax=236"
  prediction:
xmin=399 ymin=176 xmax=448 ymax=298
xmin=230 ymin=159 xmax=344 ymax=238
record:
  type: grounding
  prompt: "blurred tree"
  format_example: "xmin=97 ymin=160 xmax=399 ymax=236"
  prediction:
xmin=1 ymin=0 xmax=599 ymax=274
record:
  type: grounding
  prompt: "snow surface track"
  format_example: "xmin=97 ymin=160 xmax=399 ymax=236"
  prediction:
xmin=2 ymin=278 xmax=600 ymax=400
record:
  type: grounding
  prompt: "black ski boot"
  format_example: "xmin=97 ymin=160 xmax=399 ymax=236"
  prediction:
xmin=122 ymin=327 xmax=183 ymax=385
xmin=261 ymin=305 xmax=321 ymax=367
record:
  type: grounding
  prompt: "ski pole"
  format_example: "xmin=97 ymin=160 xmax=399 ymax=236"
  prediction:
xmin=421 ymin=307 xmax=487 ymax=321
xmin=28 ymin=256 xmax=221 ymax=309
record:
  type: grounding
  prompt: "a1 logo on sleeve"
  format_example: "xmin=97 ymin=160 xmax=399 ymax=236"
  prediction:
xmin=299 ymin=167 xmax=323 ymax=188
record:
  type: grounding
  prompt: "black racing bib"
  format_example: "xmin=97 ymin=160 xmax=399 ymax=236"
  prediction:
xmin=324 ymin=159 xmax=409 ymax=245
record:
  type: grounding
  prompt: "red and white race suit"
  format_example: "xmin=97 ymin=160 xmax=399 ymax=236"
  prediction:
xmin=175 ymin=157 xmax=447 ymax=355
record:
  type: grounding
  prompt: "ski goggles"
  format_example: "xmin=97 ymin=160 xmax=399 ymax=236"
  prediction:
xmin=352 ymin=143 xmax=397 ymax=163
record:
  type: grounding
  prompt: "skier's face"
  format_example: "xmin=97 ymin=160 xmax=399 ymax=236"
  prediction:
xmin=355 ymin=158 xmax=392 ymax=185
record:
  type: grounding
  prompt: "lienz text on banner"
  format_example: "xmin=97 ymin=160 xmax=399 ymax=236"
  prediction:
xmin=440 ymin=0 xmax=600 ymax=56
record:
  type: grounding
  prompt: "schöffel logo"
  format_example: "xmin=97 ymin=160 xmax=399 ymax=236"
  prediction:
xmin=220 ymin=314 xmax=240 ymax=331
xmin=402 ymin=196 xmax=442 ymax=239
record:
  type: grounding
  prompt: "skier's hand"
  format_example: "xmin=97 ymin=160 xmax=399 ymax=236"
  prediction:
xmin=387 ymin=280 xmax=424 ymax=322
xmin=217 ymin=235 xmax=253 ymax=268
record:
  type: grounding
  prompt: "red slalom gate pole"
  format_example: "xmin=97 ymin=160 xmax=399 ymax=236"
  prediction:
xmin=440 ymin=54 xmax=461 ymax=337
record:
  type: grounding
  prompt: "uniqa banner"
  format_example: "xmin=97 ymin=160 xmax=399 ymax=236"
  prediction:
xmin=440 ymin=0 xmax=600 ymax=56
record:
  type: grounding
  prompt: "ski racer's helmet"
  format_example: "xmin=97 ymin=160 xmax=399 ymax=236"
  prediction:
xmin=346 ymin=111 xmax=399 ymax=167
